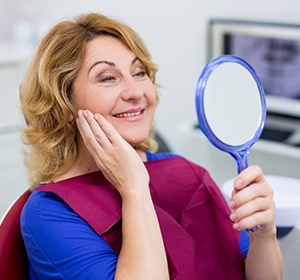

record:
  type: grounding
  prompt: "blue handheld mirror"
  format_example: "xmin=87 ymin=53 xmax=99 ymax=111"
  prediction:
xmin=195 ymin=55 xmax=266 ymax=231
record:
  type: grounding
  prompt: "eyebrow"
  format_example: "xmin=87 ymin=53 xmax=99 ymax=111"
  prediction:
xmin=87 ymin=57 xmax=140 ymax=76
xmin=88 ymin=60 xmax=115 ymax=76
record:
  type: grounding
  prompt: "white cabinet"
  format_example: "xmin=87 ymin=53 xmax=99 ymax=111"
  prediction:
xmin=175 ymin=120 xmax=300 ymax=186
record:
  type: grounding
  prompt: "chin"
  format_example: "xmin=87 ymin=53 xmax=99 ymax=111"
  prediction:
xmin=121 ymin=132 xmax=149 ymax=147
xmin=126 ymin=137 xmax=148 ymax=147
xmin=114 ymin=123 xmax=151 ymax=146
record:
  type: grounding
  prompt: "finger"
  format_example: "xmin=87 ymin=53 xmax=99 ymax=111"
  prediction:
xmin=233 ymin=165 xmax=264 ymax=192
xmin=229 ymin=182 xmax=273 ymax=209
xmin=76 ymin=110 xmax=108 ymax=153
xmin=93 ymin=113 xmax=125 ymax=146
xmin=83 ymin=110 xmax=113 ymax=147
xmin=231 ymin=189 xmax=236 ymax=198
xmin=231 ymin=208 xmax=274 ymax=230
xmin=230 ymin=196 xmax=273 ymax=222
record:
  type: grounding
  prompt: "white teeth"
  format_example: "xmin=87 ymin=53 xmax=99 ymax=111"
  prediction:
xmin=115 ymin=111 xmax=142 ymax=118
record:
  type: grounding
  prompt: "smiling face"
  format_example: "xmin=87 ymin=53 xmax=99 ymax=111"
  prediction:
xmin=72 ymin=35 xmax=157 ymax=147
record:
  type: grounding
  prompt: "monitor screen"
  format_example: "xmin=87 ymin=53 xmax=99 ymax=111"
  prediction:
xmin=208 ymin=19 xmax=300 ymax=118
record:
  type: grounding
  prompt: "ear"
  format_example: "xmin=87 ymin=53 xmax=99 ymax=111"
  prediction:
xmin=68 ymin=113 xmax=75 ymax=122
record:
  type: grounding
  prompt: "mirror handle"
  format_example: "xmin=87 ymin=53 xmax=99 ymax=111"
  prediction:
xmin=232 ymin=150 xmax=259 ymax=232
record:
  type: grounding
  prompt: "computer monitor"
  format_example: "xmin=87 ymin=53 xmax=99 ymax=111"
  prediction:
xmin=208 ymin=19 xmax=300 ymax=120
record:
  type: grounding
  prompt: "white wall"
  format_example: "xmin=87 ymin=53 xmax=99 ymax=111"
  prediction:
xmin=2 ymin=1 xmax=300 ymax=152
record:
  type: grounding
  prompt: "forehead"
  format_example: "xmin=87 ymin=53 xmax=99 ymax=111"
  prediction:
xmin=83 ymin=36 xmax=134 ymax=64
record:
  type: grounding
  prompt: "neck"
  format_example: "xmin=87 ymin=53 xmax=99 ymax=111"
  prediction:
xmin=51 ymin=143 xmax=147 ymax=183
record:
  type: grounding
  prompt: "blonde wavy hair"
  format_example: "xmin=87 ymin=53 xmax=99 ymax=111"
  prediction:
xmin=20 ymin=13 xmax=159 ymax=190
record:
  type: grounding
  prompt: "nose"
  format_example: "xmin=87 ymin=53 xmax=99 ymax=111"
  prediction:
xmin=121 ymin=76 xmax=144 ymax=101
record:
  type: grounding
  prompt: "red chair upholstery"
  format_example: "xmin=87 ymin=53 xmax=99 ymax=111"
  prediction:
xmin=0 ymin=190 xmax=31 ymax=280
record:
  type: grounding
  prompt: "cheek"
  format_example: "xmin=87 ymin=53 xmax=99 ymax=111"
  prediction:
xmin=73 ymin=87 xmax=118 ymax=115
xmin=146 ymin=91 xmax=157 ymax=124
xmin=146 ymin=85 xmax=158 ymax=107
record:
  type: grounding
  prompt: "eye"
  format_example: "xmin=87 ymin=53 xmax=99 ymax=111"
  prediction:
xmin=100 ymin=75 xmax=116 ymax=83
xmin=134 ymin=70 xmax=147 ymax=78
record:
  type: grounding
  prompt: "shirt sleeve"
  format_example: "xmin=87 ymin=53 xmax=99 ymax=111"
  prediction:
xmin=21 ymin=191 xmax=118 ymax=279
xmin=145 ymin=151 xmax=180 ymax=161
xmin=239 ymin=229 xmax=250 ymax=259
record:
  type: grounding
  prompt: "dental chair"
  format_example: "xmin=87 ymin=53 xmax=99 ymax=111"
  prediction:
xmin=0 ymin=189 xmax=31 ymax=279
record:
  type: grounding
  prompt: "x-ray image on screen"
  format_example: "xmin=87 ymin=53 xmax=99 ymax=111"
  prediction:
xmin=224 ymin=34 xmax=300 ymax=99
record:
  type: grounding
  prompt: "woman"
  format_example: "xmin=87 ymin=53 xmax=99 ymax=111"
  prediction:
xmin=20 ymin=13 xmax=283 ymax=279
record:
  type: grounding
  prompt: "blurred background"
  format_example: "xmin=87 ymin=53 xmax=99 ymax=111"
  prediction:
xmin=1 ymin=1 xmax=300 ymax=278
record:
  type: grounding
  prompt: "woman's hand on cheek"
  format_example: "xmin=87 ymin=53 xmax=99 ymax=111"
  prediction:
xmin=76 ymin=109 xmax=149 ymax=197
xmin=228 ymin=165 xmax=275 ymax=235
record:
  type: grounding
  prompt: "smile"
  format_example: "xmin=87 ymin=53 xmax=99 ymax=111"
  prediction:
xmin=114 ymin=110 xmax=143 ymax=118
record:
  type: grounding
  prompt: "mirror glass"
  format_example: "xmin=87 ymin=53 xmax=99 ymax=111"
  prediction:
xmin=195 ymin=55 xmax=266 ymax=173
xmin=203 ymin=62 xmax=262 ymax=146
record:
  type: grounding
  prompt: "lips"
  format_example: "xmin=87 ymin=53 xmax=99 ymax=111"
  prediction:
xmin=114 ymin=109 xmax=144 ymax=118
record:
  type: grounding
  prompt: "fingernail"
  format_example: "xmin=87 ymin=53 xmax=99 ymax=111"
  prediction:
xmin=228 ymin=199 xmax=235 ymax=208
xmin=230 ymin=212 xmax=238 ymax=222
xmin=234 ymin=178 xmax=243 ymax=188
xmin=83 ymin=110 xmax=89 ymax=118
xmin=78 ymin=110 xmax=83 ymax=117
xmin=233 ymin=223 xmax=240 ymax=230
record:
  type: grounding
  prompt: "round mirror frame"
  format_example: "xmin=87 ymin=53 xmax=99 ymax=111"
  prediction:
xmin=195 ymin=55 xmax=266 ymax=173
